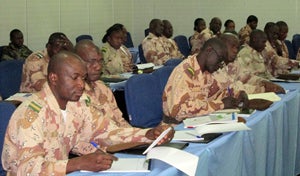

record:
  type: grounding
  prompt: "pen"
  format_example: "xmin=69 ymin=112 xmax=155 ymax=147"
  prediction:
xmin=231 ymin=112 xmax=235 ymax=120
xmin=90 ymin=141 xmax=106 ymax=153
xmin=186 ymin=131 xmax=202 ymax=138
xmin=227 ymin=87 xmax=233 ymax=96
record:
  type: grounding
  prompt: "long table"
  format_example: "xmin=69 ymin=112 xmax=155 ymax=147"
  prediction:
xmin=68 ymin=82 xmax=300 ymax=176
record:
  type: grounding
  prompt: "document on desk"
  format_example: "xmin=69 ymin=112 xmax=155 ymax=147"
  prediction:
xmin=183 ymin=111 xmax=239 ymax=128
xmin=146 ymin=146 xmax=199 ymax=176
xmin=247 ymin=92 xmax=281 ymax=102
xmin=80 ymin=158 xmax=150 ymax=173
xmin=195 ymin=122 xmax=251 ymax=135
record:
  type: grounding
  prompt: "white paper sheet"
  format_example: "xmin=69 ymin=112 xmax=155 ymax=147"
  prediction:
xmin=195 ymin=123 xmax=251 ymax=135
xmin=247 ymin=92 xmax=281 ymax=101
xmin=146 ymin=146 xmax=199 ymax=176
xmin=171 ymin=130 xmax=204 ymax=142
xmin=80 ymin=158 xmax=150 ymax=173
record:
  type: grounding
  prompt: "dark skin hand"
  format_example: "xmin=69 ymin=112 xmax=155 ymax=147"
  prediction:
xmin=222 ymin=91 xmax=249 ymax=109
xmin=145 ymin=125 xmax=175 ymax=145
xmin=66 ymin=150 xmax=118 ymax=173
xmin=262 ymin=80 xmax=285 ymax=94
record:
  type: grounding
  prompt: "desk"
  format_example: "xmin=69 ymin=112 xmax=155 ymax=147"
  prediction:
xmin=68 ymin=83 xmax=300 ymax=176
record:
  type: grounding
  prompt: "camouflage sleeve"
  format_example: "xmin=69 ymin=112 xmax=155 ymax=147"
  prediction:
xmin=162 ymin=67 xmax=225 ymax=121
xmin=2 ymin=103 xmax=68 ymax=175
xmin=142 ymin=38 xmax=169 ymax=65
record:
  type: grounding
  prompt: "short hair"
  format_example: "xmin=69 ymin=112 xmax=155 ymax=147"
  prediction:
xmin=47 ymin=32 xmax=67 ymax=45
xmin=201 ymin=37 xmax=226 ymax=52
xmin=194 ymin=18 xmax=205 ymax=31
xmin=102 ymin=23 xmax=124 ymax=43
xmin=10 ymin=29 xmax=22 ymax=39
xmin=264 ymin=22 xmax=276 ymax=33
xmin=47 ymin=51 xmax=82 ymax=77
xmin=224 ymin=19 xmax=234 ymax=28
xmin=249 ymin=29 xmax=265 ymax=42
xmin=276 ymin=21 xmax=288 ymax=29
xmin=246 ymin=15 xmax=258 ymax=24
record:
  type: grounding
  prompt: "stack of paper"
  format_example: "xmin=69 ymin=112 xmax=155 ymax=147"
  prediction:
xmin=247 ymin=92 xmax=281 ymax=102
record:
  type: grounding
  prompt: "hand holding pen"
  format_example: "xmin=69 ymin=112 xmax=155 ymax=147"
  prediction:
xmin=66 ymin=142 xmax=118 ymax=173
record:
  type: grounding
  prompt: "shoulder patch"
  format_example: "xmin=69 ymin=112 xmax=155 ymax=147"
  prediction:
xmin=28 ymin=101 xmax=42 ymax=113
xmin=101 ymin=48 xmax=107 ymax=53
xmin=35 ymin=52 xmax=44 ymax=59
xmin=17 ymin=101 xmax=41 ymax=129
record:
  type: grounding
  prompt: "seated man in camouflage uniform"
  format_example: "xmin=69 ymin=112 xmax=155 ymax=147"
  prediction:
xmin=19 ymin=32 xmax=73 ymax=93
xmin=1 ymin=29 xmax=32 ymax=61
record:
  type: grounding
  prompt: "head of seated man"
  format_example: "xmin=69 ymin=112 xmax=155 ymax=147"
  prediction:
xmin=149 ymin=19 xmax=164 ymax=37
xmin=46 ymin=32 xmax=74 ymax=58
xmin=197 ymin=37 xmax=228 ymax=73
xmin=219 ymin=33 xmax=240 ymax=64
xmin=249 ymin=29 xmax=267 ymax=53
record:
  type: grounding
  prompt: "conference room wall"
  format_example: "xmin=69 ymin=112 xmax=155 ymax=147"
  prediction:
xmin=0 ymin=0 xmax=299 ymax=51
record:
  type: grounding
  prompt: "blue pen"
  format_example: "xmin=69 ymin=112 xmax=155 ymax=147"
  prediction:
xmin=227 ymin=87 xmax=233 ymax=96
xmin=186 ymin=132 xmax=202 ymax=138
xmin=232 ymin=112 xmax=235 ymax=120
xmin=90 ymin=141 xmax=106 ymax=153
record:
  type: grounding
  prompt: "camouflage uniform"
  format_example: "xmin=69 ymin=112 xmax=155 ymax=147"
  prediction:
xmin=19 ymin=49 xmax=49 ymax=93
xmin=101 ymin=43 xmax=133 ymax=76
xmin=1 ymin=43 xmax=32 ymax=61
xmin=84 ymin=80 xmax=131 ymax=128
xmin=214 ymin=60 xmax=266 ymax=94
xmin=238 ymin=25 xmax=252 ymax=46
xmin=277 ymin=40 xmax=289 ymax=58
xmin=262 ymin=41 xmax=294 ymax=76
xmin=142 ymin=33 xmax=171 ymax=65
xmin=162 ymin=37 xmax=184 ymax=59
xmin=2 ymin=83 xmax=151 ymax=175
xmin=162 ymin=54 xmax=242 ymax=121
xmin=237 ymin=44 xmax=274 ymax=79
xmin=190 ymin=28 xmax=214 ymax=55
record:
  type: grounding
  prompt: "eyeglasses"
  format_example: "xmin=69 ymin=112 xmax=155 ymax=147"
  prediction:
xmin=211 ymin=46 xmax=225 ymax=68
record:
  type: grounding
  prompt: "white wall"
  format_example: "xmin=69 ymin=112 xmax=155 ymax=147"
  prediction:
xmin=0 ymin=0 xmax=299 ymax=51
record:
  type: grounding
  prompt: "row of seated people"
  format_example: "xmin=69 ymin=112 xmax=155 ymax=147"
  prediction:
xmin=0 ymin=28 xmax=296 ymax=174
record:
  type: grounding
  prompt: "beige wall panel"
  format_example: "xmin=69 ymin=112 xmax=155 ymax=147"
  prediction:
xmin=60 ymin=0 xmax=89 ymax=44
xmin=0 ymin=0 xmax=27 ymax=46
xmin=89 ymin=0 xmax=113 ymax=47
xmin=27 ymin=0 xmax=60 ymax=51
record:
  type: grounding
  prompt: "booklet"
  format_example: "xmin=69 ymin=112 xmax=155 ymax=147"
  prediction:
xmin=247 ymin=92 xmax=281 ymax=102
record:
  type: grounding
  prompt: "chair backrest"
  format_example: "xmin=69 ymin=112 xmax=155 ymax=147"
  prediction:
xmin=173 ymin=35 xmax=191 ymax=57
xmin=76 ymin=34 xmax=93 ymax=43
xmin=292 ymin=34 xmax=300 ymax=55
xmin=138 ymin=44 xmax=147 ymax=64
xmin=124 ymin=32 xmax=134 ymax=48
xmin=164 ymin=58 xmax=182 ymax=67
xmin=144 ymin=28 xmax=150 ymax=37
xmin=0 ymin=46 xmax=4 ymax=61
xmin=124 ymin=66 xmax=175 ymax=128
xmin=0 ymin=101 xmax=16 ymax=175
xmin=125 ymin=74 xmax=162 ymax=127
xmin=284 ymin=40 xmax=295 ymax=59
xmin=152 ymin=66 xmax=175 ymax=93
xmin=0 ymin=60 xmax=24 ymax=99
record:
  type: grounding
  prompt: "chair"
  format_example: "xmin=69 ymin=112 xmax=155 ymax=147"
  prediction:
xmin=75 ymin=34 xmax=93 ymax=43
xmin=164 ymin=58 xmax=182 ymax=67
xmin=125 ymin=74 xmax=162 ymax=128
xmin=144 ymin=28 xmax=149 ymax=37
xmin=284 ymin=40 xmax=295 ymax=59
xmin=124 ymin=32 xmax=134 ymax=48
xmin=138 ymin=44 xmax=147 ymax=63
xmin=152 ymin=66 xmax=175 ymax=93
xmin=173 ymin=35 xmax=191 ymax=57
xmin=0 ymin=101 xmax=16 ymax=175
xmin=292 ymin=34 xmax=300 ymax=55
xmin=0 ymin=60 xmax=24 ymax=99
xmin=0 ymin=46 xmax=4 ymax=61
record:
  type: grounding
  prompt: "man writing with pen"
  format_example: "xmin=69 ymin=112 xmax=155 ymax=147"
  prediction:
xmin=2 ymin=51 xmax=174 ymax=175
